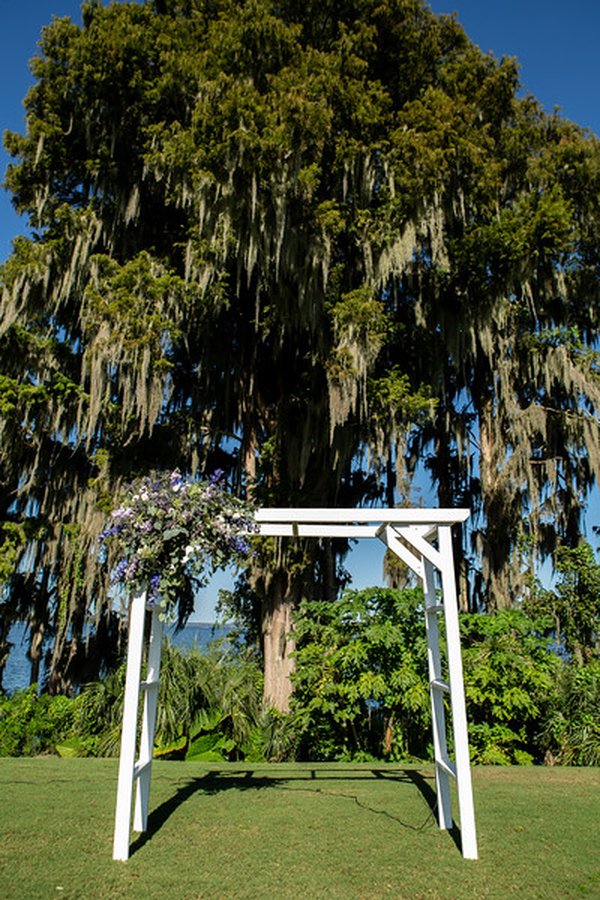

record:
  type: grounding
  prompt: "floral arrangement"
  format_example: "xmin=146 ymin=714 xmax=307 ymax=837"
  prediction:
xmin=99 ymin=470 xmax=257 ymax=618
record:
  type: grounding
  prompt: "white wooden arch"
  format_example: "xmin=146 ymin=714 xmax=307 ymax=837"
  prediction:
xmin=113 ymin=508 xmax=478 ymax=861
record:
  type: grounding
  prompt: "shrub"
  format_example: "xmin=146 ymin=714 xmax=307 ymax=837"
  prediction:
xmin=538 ymin=659 xmax=600 ymax=765
xmin=291 ymin=591 xmax=573 ymax=766
xmin=460 ymin=610 xmax=560 ymax=764
xmin=0 ymin=686 xmax=75 ymax=756
xmin=291 ymin=588 xmax=431 ymax=761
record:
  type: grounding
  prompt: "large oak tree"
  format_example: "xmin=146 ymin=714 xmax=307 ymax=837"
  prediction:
xmin=1 ymin=0 xmax=599 ymax=703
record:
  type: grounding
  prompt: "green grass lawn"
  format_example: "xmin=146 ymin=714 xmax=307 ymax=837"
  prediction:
xmin=0 ymin=760 xmax=598 ymax=899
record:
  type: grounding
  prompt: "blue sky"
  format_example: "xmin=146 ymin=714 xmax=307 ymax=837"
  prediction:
xmin=429 ymin=0 xmax=600 ymax=136
xmin=1 ymin=2 xmax=599 ymax=615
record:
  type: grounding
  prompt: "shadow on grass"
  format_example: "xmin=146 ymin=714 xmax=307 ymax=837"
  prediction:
xmin=129 ymin=766 xmax=461 ymax=857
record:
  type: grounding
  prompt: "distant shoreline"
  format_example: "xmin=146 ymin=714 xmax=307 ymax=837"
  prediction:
xmin=2 ymin=620 xmax=232 ymax=695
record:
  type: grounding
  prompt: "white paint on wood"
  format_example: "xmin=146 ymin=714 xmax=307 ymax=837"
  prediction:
xmin=113 ymin=590 xmax=147 ymax=861
xmin=133 ymin=607 xmax=164 ymax=833
xmin=255 ymin=507 xmax=470 ymax=524
xmin=113 ymin=507 xmax=478 ymax=861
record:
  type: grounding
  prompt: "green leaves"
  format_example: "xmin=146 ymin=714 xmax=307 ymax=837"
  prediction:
xmin=538 ymin=660 xmax=600 ymax=765
xmin=292 ymin=587 xmax=431 ymax=761
xmin=0 ymin=687 xmax=76 ymax=757
xmin=292 ymin=593 xmax=592 ymax=766
xmin=460 ymin=610 xmax=559 ymax=764
xmin=527 ymin=541 xmax=600 ymax=664
xmin=2 ymin=0 xmax=600 ymax=696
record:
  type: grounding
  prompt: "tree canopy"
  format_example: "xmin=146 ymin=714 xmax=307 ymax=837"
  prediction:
xmin=1 ymin=0 xmax=599 ymax=698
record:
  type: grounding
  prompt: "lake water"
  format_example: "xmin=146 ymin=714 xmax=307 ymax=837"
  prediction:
xmin=2 ymin=620 xmax=229 ymax=695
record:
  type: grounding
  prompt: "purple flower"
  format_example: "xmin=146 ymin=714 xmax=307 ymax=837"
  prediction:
xmin=231 ymin=536 xmax=250 ymax=554
xmin=101 ymin=468 xmax=255 ymax=616
xmin=110 ymin=557 xmax=130 ymax=584
xmin=170 ymin=470 xmax=188 ymax=493
xmin=99 ymin=523 xmax=124 ymax=541
xmin=148 ymin=573 xmax=161 ymax=603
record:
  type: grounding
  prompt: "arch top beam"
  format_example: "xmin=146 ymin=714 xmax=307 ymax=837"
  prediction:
xmin=256 ymin=508 xmax=470 ymax=530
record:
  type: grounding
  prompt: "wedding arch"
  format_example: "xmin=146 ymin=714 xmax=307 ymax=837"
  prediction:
xmin=112 ymin=507 xmax=478 ymax=862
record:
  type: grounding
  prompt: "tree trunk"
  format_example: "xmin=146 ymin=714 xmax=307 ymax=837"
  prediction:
xmin=262 ymin=570 xmax=295 ymax=712
xmin=434 ymin=427 xmax=471 ymax=611
xmin=321 ymin=540 xmax=338 ymax=603
xmin=384 ymin=713 xmax=395 ymax=756
xmin=29 ymin=621 xmax=45 ymax=686
xmin=47 ymin=589 xmax=85 ymax=694
xmin=479 ymin=396 xmax=521 ymax=609
xmin=243 ymin=414 xmax=257 ymax=496
xmin=0 ymin=639 xmax=10 ymax=692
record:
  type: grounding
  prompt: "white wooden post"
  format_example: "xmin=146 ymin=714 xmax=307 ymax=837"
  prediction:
xmin=133 ymin=606 xmax=163 ymax=833
xmin=375 ymin=516 xmax=477 ymax=858
xmin=422 ymin=557 xmax=453 ymax=830
xmin=113 ymin=589 xmax=147 ymax=861
xmin=438 ymin=525 xmax=478 ymax=859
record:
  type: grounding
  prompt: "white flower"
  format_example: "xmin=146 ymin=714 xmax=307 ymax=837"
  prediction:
xmin=112 ymin=506 xmax=133 ymax=520
xmin=182 ymin=544 xmax=195 ymax=564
